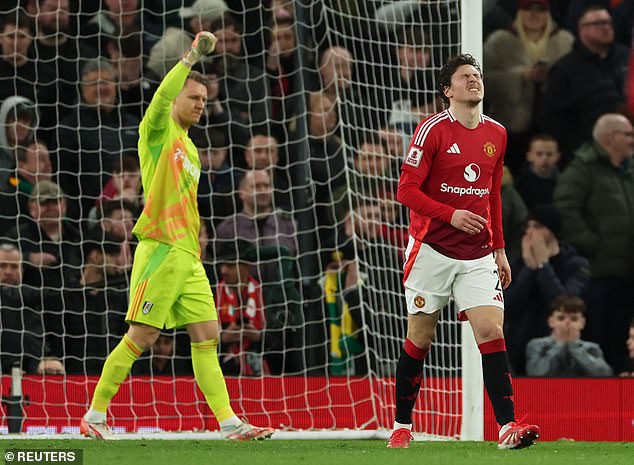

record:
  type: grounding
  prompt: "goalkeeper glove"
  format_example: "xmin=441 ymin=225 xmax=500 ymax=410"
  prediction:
xmin=182 ymin=31 xmax=218 ymax=67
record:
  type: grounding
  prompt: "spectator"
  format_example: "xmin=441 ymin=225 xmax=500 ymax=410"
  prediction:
xmin=95 ymin=200 xmax=138 ymax=272
xmin=514 ymin=133 xmax=561 ymax=209
xmin=500 ymin=166 xmax=528 ymax=264
xmin=81 ymin=0 xmax=143 ymax=54
xmin=0 ymin=139 xmax=52 ymax=236
xmin=554 ymin=112 xmax=634 ymax=370
xmin=192 ymin=128 xmax=239 ymax=224
xmin=375 ymin=26 xmax=438 ymax=135
xmin=242 ymin=134 xmax=292 ymax=210
xmin=64 ymin=233 xmax=128 ymax=375
xmin=208 ymin=14 xmax=271 ymax=131
xmin=306 ymin=92 xmax=346 ymax=238
xmin=0 ymin=96 xmax=37 ymax=190
xmin=265 ymin=12 xmax=300 ymax=144
xmin=56 ymin=58 xmax=139 ymax=222
xmin=215 ymin=169 xmax=297 ymax=285
xmin=540 ymin=5 xmax=629 ymax=163
xmin=0 ymin=9 xmax=36 ymax=103
xmin=5 ymin=180 xmax=82 ymax=361
xmin=0 ymin=243 xmax=64 ymax=375
xmin=526 ymin=294 xmax=612 ymax=376
xmin=317 ymin=45 xmax=372 ymax=145
xmin=92 ymin=154 xmax=142 ymax=214
xmin=27 ymin=0 xmax=97 ymax=145
xmin=504 ymin=204 xmax=592 ymax=374
xmin=483 ymin=0 xmax=573 ymax=173
xmin=215 ymin=239 xmax=267 ymax=376
xmin=618 ymin=318 xmax=634 ymax=377
xmin=105 ymin=34 xmax=159 ymax=121
xmin=132 ymin=333 xmax=193 ymax=376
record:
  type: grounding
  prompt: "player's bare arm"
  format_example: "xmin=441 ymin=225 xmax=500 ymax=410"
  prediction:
xmin=493 ymin=248 xmax=512 ymax=289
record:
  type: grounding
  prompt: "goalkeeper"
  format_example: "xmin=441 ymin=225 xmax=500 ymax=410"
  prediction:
xmin=81 ymin=32 xmax=274 ymax=441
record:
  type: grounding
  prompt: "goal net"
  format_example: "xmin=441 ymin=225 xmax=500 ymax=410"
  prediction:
xmin=0 ymin=0 xmax=482 ymax=439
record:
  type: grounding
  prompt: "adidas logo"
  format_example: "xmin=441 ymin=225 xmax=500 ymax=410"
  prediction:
xmin=493 ymin=292 xmax=504 ymax=303
xmin=446 ymin=143 xmax=461 ymax=154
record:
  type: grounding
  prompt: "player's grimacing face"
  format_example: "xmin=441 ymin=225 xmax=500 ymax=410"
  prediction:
xmin=446 ymin=64 xmax=483 ymax=105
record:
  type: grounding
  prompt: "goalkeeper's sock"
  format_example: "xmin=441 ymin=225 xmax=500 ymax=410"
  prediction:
xmin=394 ymin=338 xmax=429 ymax=424
xmin=479 ymin=338 xmax=515 ymax=426
xmin=191 ymin=339 xmax=236 ymax=423
xmin=90 ymin=334 xmax=142 ymax=413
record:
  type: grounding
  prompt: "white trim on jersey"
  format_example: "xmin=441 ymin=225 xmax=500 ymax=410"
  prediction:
xmin=482 ymin=114 xmax=506 ymax=129
xmin=413 ymin=111 xmax=450 ymax=147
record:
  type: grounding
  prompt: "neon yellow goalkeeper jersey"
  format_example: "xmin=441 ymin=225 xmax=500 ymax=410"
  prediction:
xmin=132 ymin=62 xmax=201 ymax=257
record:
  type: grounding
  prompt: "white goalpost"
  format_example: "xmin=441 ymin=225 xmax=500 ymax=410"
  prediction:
xmin=0 ymin=0 xmax=483 ymax=440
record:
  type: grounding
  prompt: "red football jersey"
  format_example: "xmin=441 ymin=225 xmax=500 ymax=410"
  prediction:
xmin=398 ymin=109 xmax=506 ymax=260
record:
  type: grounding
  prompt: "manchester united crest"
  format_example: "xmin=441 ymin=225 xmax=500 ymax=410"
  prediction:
xmin=414 ymin=295 xmax=426 ymax=308
xmin=483 ymin=142 xmax=496 ymax=157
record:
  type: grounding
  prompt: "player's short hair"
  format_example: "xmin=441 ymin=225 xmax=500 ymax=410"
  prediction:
xmin=550 ymin=294 xmax=586 ymax=316
xmin=437 ymin=54 xmax=482 ymax=108
xmin=186 ymin=70 xmax=210 ymax=88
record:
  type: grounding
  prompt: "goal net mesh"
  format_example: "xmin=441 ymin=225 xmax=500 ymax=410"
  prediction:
xmin=0 ymin=0 xmax=465 ymax=437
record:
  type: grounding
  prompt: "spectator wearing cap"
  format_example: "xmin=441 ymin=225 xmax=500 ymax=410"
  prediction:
xmin=214 ymin=239 xmax=268 ymax=376
xmin=5 ymin=180 xmax=82 ymax=359
xmin=504 ymin=204 xmax=592 ymax=374
xmin=63 ymin=231 xmax=129 ymax=375
xmin=0 ymin=96 xmax=37 ymax=191
xmin=540 ymin=5 xmax=629 ymax=164
xmin=483 ymin=0 xmax=574 ymax=175
xmin=554 ymin=112 xmax=634 ymax=371
xmin=56 ymin=58 xmax=139 ymax=222
xmin=0 ymin=139 xmax=52 ymax=237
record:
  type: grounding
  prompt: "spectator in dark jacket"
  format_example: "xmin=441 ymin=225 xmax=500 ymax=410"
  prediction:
xmin=514 ymin=134 xmax=561 ymax=209
xmin=504 ymin=204 xmax=592 ymax=374
xmin=56 ymin=58 xmax=139 ymax=222
xmin=6 ymin=180 xmax=82 ymax=359
xmin=554 ymin=112 xmax=634 ymax=371
xmin=540 ymin=6 xmax=629 ymax=163
xmin=0 ymin=243 xmax=64 ymax=374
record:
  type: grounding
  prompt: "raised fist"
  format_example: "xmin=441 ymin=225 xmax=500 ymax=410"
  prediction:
xmin=182 ymin=31 xmax=218 ymax=66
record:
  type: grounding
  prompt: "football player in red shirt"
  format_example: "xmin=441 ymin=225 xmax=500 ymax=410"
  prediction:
xmin=387 ymin=54 xmax=539 ymax=450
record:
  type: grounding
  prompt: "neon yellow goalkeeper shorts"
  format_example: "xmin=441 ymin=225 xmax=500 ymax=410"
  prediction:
xmin=125 ymin=238 xmax=217 ymax=329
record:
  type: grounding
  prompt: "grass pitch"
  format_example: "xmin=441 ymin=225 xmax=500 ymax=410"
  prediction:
xmin=0 ymin=440 xmax=631 ymax=465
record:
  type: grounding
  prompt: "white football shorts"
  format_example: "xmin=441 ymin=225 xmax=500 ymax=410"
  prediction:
xmin=402 ymin=236 xmax=505 ymax=316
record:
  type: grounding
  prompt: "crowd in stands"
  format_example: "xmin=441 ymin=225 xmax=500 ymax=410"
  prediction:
xmin=0 ymin=0 xmax=632 ymax=379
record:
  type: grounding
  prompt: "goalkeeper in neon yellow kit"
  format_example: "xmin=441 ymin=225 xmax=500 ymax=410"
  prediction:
xmin=81 ymin=32 xmax=274 ymax=441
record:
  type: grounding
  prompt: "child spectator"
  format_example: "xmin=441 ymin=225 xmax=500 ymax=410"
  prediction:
xmin=95 ymin=154 xmax=142 ymax=210
xmin=526 ymin=294 xmax=612 ymax=376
